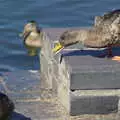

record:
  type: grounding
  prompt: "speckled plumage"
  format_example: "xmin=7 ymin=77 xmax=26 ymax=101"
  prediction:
xmin=59 ymin=9 xmax=120 ymax=49
xmin=95 ymin=9 xmax=120 ymax=27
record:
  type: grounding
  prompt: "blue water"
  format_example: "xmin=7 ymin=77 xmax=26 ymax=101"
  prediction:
xmin=0 ymin=0 xmax=120 ymax=73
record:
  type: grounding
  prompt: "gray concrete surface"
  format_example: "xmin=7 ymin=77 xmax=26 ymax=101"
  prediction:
xmin=0 ymin=71 xmax=68 ymax=120
xmin=1 ymin=71 xmax=120 ymax=120
xmin=71 ymin=95 xmax=118 ymax=115
xmin=39 ymin=28 xmax=120 ymax=116
xmin=62 ymin=55 xmax=120 ymax=90
xmin=39 ymin=31 xmax=71 ymax=114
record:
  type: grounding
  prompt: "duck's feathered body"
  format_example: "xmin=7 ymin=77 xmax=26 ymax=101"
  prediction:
xmin=53 ymin=9 xmax=120 ymax=57
xmin=23 ymin=29 xmax=43 ymax=56
xmin=20 ymin=21 xmax=43 ymax=56
xmin=59 ymin=27 xmax=115 ymax=48
xmin=95 ymin=9 xmax=120 ymax=42
xmin=95 ymin=9 xmax=120 ymax=27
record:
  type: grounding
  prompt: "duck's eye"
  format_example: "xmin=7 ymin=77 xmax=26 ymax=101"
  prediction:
xmin=60 ymin=36 xmax=65 ymax=40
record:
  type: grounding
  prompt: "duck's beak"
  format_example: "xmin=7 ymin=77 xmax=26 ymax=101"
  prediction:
xmin=52 ymin=42 xmax=64 ymax=54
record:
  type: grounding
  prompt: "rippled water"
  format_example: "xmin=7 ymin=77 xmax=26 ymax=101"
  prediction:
xmin=0 ymin=0 xmax=120 ymax=73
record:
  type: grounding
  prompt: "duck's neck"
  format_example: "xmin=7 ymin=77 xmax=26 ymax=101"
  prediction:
xmin=59 ymin=28 xmax=89 ymax=47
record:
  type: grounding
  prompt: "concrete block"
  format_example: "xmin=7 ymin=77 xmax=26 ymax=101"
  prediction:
xmin=39 ymin=28 xmax=120 ymax=115
xmin=69 ymin=89 xmax=120 ymax=115
xmin=57 ymin=58 xmax=70 ymax=113
xmin=62 ymin=51 xmax=120 ymax=90
xmin=39 ymin=33 xmax=54 ymax=90
xmin=71 ymin=94 xmax=118 ymax=115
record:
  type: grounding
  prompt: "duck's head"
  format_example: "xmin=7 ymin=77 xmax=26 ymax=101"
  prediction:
xmin=52 ymin=30 xmax=79 ymax=54
xmin=20 ymin=20 xmax=40 ymax=39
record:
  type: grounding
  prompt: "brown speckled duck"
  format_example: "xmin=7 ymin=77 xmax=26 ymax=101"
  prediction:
xmin=20 ymin=21 xmax=43 ymax=56
xmin=53 ymin=9 xmax=120 ymax=59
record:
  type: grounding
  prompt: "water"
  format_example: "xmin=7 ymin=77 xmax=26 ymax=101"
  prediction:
xmin=0 ymin=0 xmax=120 ymax=73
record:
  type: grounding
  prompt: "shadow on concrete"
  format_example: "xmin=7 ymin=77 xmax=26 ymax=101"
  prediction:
xmin=11 ymin=112 xmax=32 ymax=120
xmin=61 ymin=47 xmax=120 ymax=58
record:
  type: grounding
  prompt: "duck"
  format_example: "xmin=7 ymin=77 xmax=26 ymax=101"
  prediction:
xmin=20 ymin=21 xmax=43 ymax=56
xmin=52 ymin=9 xmax=120 ymax=59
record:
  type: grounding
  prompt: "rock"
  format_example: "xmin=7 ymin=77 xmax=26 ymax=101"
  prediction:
xmin=0 ymin=92 xmax=14 ymax=120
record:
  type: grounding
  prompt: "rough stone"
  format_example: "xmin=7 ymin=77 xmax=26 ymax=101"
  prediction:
xmin=3 ymin=71 xmax=40 ymax=93
xmin=62 ymin=53 xmax=120 ymax=90
xmin=71 ymin=94 xmax=118 ymax=115
xmin=14 ymin=100 xmax=68 ymax=120
xmin=39 ymin=28 xmax=120 ymax=116
xmin=0 ymin=92 xmax=14 ymax=120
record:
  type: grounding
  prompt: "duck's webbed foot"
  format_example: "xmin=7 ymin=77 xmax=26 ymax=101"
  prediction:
xmin=112 ymin=56 xmax=120 ymax=61
xmin=110 ymin=45 xmax=120 ymax=61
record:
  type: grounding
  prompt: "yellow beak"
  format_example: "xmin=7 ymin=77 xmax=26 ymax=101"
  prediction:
xmin=52 ymin=42 xmax=64 ymax=53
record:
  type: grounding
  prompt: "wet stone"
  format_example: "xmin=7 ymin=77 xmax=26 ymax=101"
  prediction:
xmin=14 ymin=101 xmax=67 ymax=120
xmin=7 ymin=92 xmax=41 ymax=101
xmin=3 ymin=71 xmax=40 ymax=93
